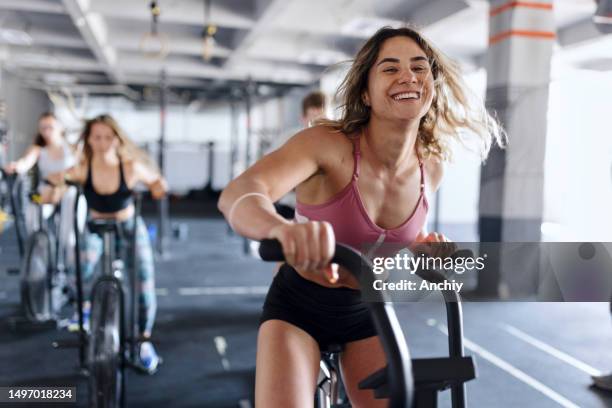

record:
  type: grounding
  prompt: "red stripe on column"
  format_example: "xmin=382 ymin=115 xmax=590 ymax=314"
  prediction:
xmin=489 ymin=30 xmax=556 ymax=45
xmin=490 ymin=1 xmax=553 ymax=18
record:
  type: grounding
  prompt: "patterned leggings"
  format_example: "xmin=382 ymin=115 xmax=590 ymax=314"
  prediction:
xmin=80 ymin=216 xmax=157 ymax=335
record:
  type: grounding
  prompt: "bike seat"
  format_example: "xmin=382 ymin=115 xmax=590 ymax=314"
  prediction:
xmin=87 ymin=219 xmax=120 ymax=235
xmin=320 ymin=343 xmax=344 ymax=356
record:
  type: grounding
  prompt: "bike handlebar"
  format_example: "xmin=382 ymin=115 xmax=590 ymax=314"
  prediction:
xmin=259 ymin=239 xmax=413 ymax=408
xmin=258 ymin=239 xmax=474 ymax=408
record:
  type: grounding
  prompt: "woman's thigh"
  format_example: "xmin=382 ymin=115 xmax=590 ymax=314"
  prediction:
xmin=256 ymin=319 xmax=321 ymax=408
xmin=80 ymin=229 xmax=103 ymax=281
xmin=340 ymin=335 xmax=388 ymax=408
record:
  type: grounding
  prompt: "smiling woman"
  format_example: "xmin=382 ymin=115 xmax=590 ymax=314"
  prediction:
xmin=218 ymin=25 xmax=505 ymax=407
xmin=320 ymin=26 xmax=505 ymax=162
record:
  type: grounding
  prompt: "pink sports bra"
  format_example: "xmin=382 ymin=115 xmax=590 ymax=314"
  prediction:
xmin=295 ymin=136 xmax=428 ymax=252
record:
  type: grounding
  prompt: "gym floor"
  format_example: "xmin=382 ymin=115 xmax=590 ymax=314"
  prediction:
xmin=1 ymin=217 xmax=611 ymax=408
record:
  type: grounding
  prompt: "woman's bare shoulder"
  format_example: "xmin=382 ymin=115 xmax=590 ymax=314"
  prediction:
xmin=122 ymin=157 xmax=136 ymax=170
xmin=121 ymin=158 xmax=140 ymax=181
xmin=286 ymin=125 xmax=353 ymax=155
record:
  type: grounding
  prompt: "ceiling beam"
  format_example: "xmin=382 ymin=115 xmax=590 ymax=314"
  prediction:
xmin=30 ymin=27 xmax=89 ymax=49
xmin=224 ymin=0 xmax=289 ymax=71
xmin=89 ymin=0 xmax=254 ymax=30
xmin=119 ymin=52 xmax=316 ymax=85
xmin=376 ymin=0 xmax=469 ymax=26
xmin=1 ymin=48 xmax=102 ymax=72
xmin=0 ymin=0 xmax=65 ymax=14
xmin=62 ymin=0 xmax=120 ymax=83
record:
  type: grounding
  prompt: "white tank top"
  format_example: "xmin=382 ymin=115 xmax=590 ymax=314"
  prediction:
xmin=37 ymin=141 xmax=76 ymax=179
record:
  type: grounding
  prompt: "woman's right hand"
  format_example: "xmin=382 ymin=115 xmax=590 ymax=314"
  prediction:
xmin=150 ymin=178 xmax=168 ymax=200
xmin=267 ymin=221 xmax=339 ymax=284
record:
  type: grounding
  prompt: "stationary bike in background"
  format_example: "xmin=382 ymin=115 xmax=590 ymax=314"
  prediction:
xmin=54 ymin=191 xmax=150 ymax=408
xmin=12 ymin=175 xmax=86 ymax=328
xmin=0 ymin=168 xmax=27 ymax=263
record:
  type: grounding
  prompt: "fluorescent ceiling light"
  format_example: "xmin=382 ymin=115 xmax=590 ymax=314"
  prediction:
xmin=43 ymin=73 xmax=77 ymax=84
xmin=0 ymin=29 xmax=32 ymax=46
xmin=14 ymin=52 xmax=59 ymax=66
xmin=594 ymin=15 xmax=612 ymax=24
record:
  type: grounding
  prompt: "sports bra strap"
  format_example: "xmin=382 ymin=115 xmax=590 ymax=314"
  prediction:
xmin=86 ymin=157 xmax=92 ymax=184
xmin=118 ymin=159 xmax=126 ymax=185
xmin=352 ymin=136 xmax=361 ymax=180
xmin=416 ymin=147 xmax=425 ymax=193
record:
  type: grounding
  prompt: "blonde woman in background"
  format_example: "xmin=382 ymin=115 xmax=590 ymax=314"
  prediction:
xmin=67 ymin=114 xmax=167 ymax=374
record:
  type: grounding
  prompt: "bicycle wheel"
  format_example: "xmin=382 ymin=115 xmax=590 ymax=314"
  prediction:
xmin=88 ymin=280 xmax=123 ymax=408
xmin=20 ymin=230 xmax=53 ymax=321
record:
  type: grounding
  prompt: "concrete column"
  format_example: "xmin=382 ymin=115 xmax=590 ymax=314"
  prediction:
xmin=0 ymin=69 xmax=50 ymax=160
xmin=478 ymin=0 xmax=555 ymax=296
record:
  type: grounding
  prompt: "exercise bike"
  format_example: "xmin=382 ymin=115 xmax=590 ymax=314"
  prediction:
xmin=20 ymin=182 xmax=84 ymax=325
xmin=259 ymin=240 xmax=477 ymax=408
xmin=0 ymin=168 xmax=27 ymax=262
xmin=317 ymin=343 xmax=350 ymax=407
xmin=54 ymin=190 xmax=148 ymax=408
xmin=2 ymin=168 xmax=83 ymax=327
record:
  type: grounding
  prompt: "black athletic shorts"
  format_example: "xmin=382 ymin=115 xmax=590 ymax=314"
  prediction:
xmin=260 ymin=263 xmax=377 ymax=349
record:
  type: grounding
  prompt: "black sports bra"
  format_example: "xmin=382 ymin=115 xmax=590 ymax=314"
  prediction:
xmin=83 ymin=159 xmax=133 ymax=213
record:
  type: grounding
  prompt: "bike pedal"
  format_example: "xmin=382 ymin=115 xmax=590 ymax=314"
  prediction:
xmin=9 ymin=317 xmax=57 ymax=331
xmin=52 ymin=339 xmax=82 ymax=349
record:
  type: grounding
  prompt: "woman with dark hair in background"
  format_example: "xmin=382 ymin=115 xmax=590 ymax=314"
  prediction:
xmin=3 ymin=112 xmax=75 ymax=204
xmin=219 ymin=26 xmax=504 ymax=406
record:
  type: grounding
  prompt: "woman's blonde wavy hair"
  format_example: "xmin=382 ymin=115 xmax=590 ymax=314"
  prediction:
xmin=79 ymin=114 xmax=159 ymax=173
xmin=319 ymin=26 xmax=506 ymax=162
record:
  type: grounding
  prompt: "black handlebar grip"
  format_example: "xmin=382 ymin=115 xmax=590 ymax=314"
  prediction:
xmin=64 ymin=179 xmax=81 ymax=189
xmin=259 ymin=239 xmax=285 ymax=262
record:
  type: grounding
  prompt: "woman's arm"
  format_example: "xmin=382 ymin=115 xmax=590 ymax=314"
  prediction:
xmin=45 ymin=170 xmax=68 ymax=186
xmin=42 ymin=143 xmax=79 ymax=186
xmin=35 ymin=160 xmax=86 ymax=204
xmin=4 ymin=145 xmax=41 ymax=174
xmin=218 ymin=126 xmax=325 ymax=240
xmin=133 ymin=161 xmax=167 ymax=200
xmin=64 ymin=160 xmax=87 ymax=185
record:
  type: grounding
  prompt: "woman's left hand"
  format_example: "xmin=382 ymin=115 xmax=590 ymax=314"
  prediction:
xmin=411 ymin=231 xmax=457 ymax=259
xmin=150 ymin=178 xmax=168 ymax=200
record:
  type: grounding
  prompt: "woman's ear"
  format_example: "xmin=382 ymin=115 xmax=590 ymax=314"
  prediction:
xmin=362 ymin=92 xmax=371 ymax=107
